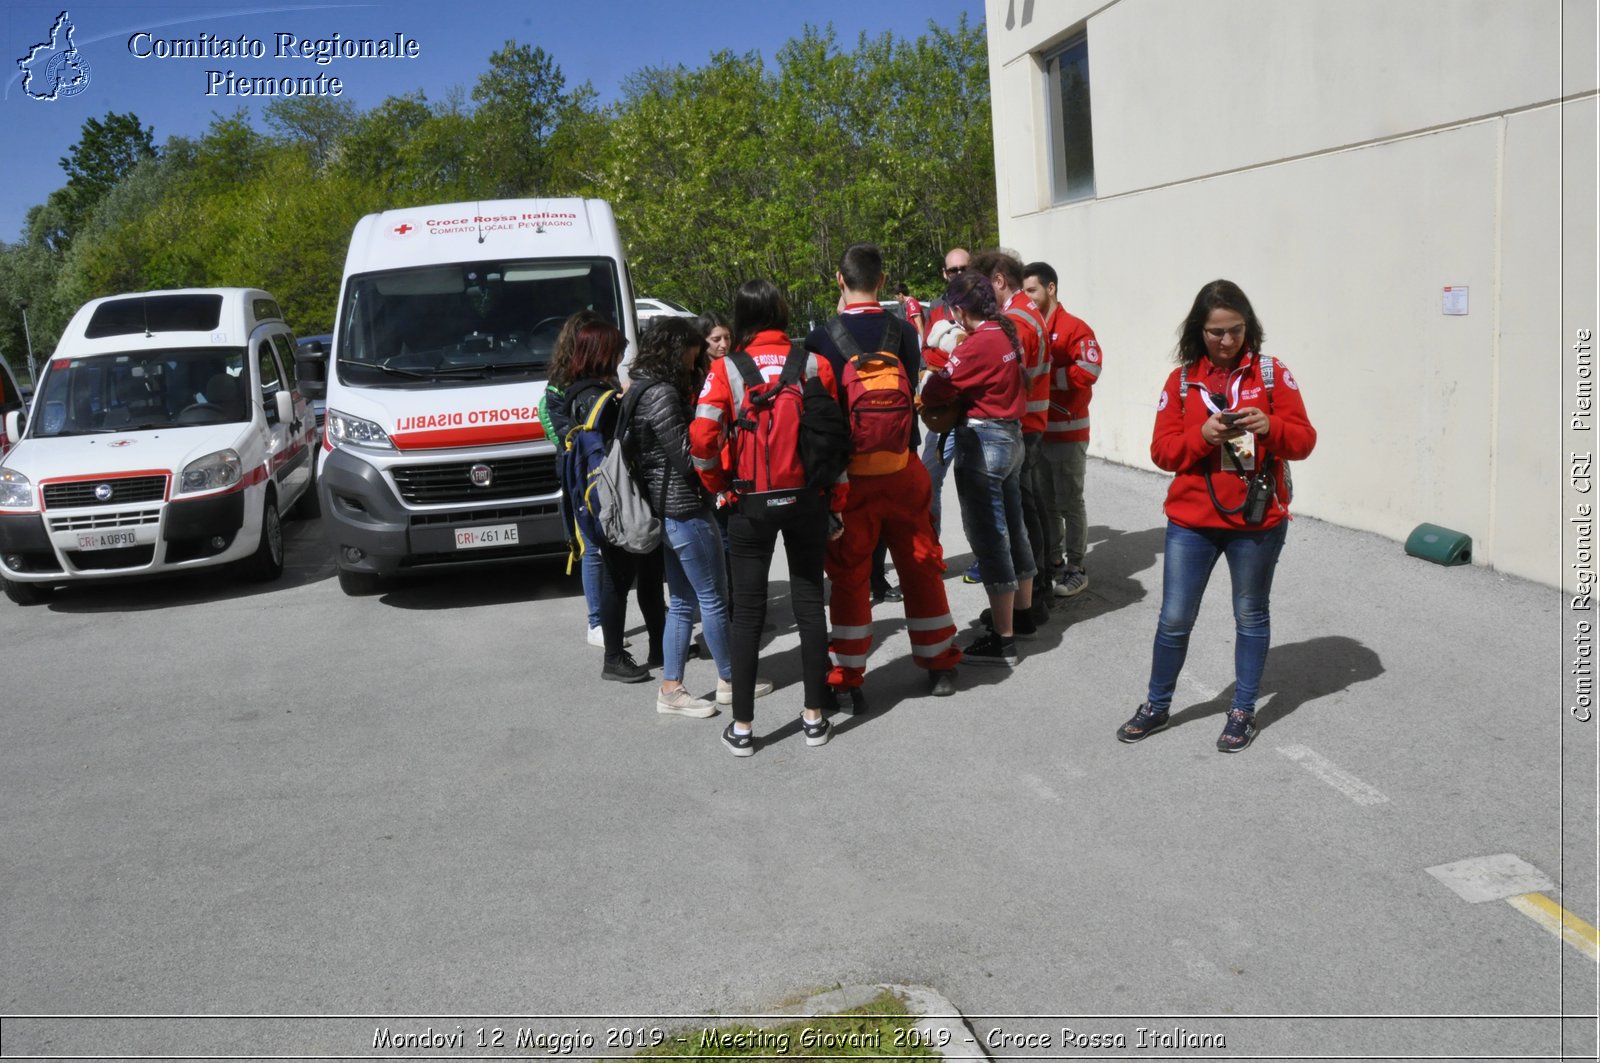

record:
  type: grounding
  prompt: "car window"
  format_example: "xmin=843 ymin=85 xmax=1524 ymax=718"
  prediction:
xmin=258 ymin=340 xmax=282 ymax=424
xmin=270 ymin=334 xmax=298 ymax=390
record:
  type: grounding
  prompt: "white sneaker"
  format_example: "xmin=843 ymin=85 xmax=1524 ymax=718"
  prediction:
xmin=716 ymin=677 xmax=774 ymax=705
xmin=587 ymin=626 xmax=631 ymax=648
xmin=656 ymin=688 xmax=717 ymax=718
xmin=1053 ymin=569 xmax=1089 ymax=598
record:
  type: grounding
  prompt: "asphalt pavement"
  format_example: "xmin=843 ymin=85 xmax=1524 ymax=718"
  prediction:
xmin=1 ymin=457 xmax=1594 ymax=1061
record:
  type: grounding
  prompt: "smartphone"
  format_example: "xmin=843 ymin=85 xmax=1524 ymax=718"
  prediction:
xmin=1220 ymin=410 xmax=1245 ymax=425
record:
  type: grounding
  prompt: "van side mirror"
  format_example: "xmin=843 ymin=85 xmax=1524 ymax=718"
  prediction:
xmin=295 ymin=341 xmax=328 ymax=401
xmin=3 ymin=410 xmax=21 ymax=443
xmin=274 ymin=390 xmax=294 ymax=425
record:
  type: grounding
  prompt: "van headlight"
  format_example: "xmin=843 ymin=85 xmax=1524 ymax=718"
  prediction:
xmin=178 ymin=449 xmax=242 ymax=494
xmin=0 ymin=467 xmax=33 ymax=509
xmin=327 ymin=409 xmax=393 ymax=450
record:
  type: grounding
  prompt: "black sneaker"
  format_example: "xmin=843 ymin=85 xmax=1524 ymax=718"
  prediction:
xmin=928 ymin=669 xmax=957 ymax=697
xmin=1216 ymin=709 xmax=1257 ymax=753
xmin=962 ymin=631 xmax=1018 ymax=667
xmin=801 ymin=714 xmax=831 ymax=747
xmin=823 ymin=684 xmax=867 ymax=714
xmin=643 ymin=647 xmax=665 ymax=669
xmin=871 ymin=583 xmax=903 ymax=604
xmin=979 ymin=607 xmax=1037 ymax=640
xmin=722 ymin=722 xmax=755 ymax=757
xmin=602 ymin=653 xmax=652 ymax=684
xmin=1028 ymin=593 xmax=1052 ymax=626
xmin=1116 ymin=702 xmax=1169 ymax=743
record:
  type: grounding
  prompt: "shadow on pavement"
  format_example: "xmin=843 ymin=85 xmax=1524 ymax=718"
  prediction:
xmin=1165 ymin=634 xmax=1386 ymax=733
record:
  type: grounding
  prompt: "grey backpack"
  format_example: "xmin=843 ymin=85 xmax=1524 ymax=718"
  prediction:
xmin=594 ymin=383 xmax=662 ymax=554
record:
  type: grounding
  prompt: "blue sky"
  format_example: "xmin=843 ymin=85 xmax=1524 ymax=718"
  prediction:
xmin=1 ymin=0 xmax=987 ymax=241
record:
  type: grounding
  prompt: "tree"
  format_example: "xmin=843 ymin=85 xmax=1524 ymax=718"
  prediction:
xmin=468 ymin=42 xmax=599 ymax=197
xmin=48 ymin=111 xmax=157 ymax=251
xmin=263 ymin=97 xmax=357 ymax=168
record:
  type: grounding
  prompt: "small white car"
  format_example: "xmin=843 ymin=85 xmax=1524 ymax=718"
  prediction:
xmin=634 ymin=296 xmax=696 ymax=324
xmin=0 ymin=288 xmax=319 ymax=604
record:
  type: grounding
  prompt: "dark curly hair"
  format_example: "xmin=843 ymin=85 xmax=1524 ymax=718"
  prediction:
xmin=1175 ymin=279 xmax=1265 ymax=366
xmin=942 ymin=269 xmax=1019 ymax=357
xmin=632 ymin=316 xmax=702 ymax=397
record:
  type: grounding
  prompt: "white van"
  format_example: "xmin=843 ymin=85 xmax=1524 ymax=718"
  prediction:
xmin=318 ymin=198 xmax=636 ymax=594
xmin=0 ymin=289 xmax=319 ymax=605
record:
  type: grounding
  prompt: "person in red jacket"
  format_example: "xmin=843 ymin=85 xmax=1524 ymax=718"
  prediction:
xmin=808 ymin=244 xmax=961 ymax=704
xmin=690 ymin=279 xmax=845 ymax=756
xmin=1024 ymin=261 xmax=1102 ymax=599
xmin=969 ymin=250 xmax=1051 ymax=615
xmin=920 ymin=270 xmax=1036 ymax=668
xmin=1117 ymin=280 xmax=1317 ymax=753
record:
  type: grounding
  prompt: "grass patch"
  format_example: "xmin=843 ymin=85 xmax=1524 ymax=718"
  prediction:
xmin=631 ymin=990 xmax=947 ymax=1061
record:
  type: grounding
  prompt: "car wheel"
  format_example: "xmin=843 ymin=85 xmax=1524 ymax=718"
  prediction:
xmin=3 ymin=578 xmax=51 ymax=605
xmin=337 ymin=567 xmax=382 ymax=596
xmin=240 ymin=495 xmax=285 ymax=582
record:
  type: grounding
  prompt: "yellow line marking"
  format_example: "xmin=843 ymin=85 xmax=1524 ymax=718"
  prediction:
xmin=1506 ymin=893 xmax=1600 ymax=961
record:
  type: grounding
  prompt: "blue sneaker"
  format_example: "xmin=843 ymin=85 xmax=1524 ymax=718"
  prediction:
xmin=1116 ymin=703 xmax=1169 ymax=743
xmin=1216 ymin=709 xmax=1257 ymax=753
xmin=962 ymin=561 xmax=982 ymax=584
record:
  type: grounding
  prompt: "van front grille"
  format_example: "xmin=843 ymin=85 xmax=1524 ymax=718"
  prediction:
xmin=44 ymin=475 xmax=168 ymax=509
xmin=391 ymin=456 xmax=559 ymax=505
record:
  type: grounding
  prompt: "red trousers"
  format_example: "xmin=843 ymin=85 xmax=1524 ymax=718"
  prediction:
xmin=824 ymin=459 xmax=961 ymax=687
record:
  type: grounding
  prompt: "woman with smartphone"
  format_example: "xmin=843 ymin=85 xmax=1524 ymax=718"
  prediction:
xmin=1117 ymin=279 xmax=1317 ymax=752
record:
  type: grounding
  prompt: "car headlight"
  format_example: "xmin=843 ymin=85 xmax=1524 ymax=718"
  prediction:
xmin=0 ymin=467 xmax=33 ymax=509
xmin=178 ymin=449 xmax=242 ymax=494
xmin=327 ymin=409 xmax=393 ymax=450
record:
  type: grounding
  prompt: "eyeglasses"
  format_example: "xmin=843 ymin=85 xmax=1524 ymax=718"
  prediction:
xmin=1204 ymin=324 xmax=1247 ymax=341
xmin=943 ymin=265 xmax=967 ymax=276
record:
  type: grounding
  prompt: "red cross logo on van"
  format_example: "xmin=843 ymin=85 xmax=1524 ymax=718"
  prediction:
xmin=393 ymin=223 xmax=413 ymax=236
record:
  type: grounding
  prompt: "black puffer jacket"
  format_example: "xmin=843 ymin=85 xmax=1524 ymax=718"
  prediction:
xmin=624 ymin=374 xmax=706 ymax=519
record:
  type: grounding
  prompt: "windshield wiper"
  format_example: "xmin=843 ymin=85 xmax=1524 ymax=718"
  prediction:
xmin=431 ymin=360 xmax=545 ymax=376
xmin=338 ymin=357 xmax=432 ymax=379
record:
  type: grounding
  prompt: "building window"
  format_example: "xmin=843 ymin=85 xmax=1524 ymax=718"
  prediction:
xmin=1045 ymin=35 xmax=1094 ymax=203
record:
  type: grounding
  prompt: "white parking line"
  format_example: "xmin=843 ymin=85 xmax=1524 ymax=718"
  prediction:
xmin=1275 ymin=744 xmax=1389 ymax=805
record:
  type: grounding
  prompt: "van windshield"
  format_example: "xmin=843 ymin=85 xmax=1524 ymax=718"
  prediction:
xmin=337 ymin=257 xmax=624 ymax=387
xmin=33 ymin=348 xmax=249 ymax=437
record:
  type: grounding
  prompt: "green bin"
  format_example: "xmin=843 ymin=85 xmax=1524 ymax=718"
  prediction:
xmin=1404 ymin=523 xmax=1472 ymax=566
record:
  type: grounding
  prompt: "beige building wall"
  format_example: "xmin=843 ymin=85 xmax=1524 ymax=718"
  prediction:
xmin=985 ymin=0 xmax=1598 ymax=589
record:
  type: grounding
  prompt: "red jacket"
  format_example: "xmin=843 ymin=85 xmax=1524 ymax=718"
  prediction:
xmin=1042 ymin=303 xmax=1102 ymax=444
xmin=920 ymin=322 xmax=1027 ymax=422
xmin=1151 ymin=351 xmax=1316 ymax=530
xmin=689 ymin=329 xmax=848 ymax=513
xmin=1004 ymin=291 xmax=1049 ymax=436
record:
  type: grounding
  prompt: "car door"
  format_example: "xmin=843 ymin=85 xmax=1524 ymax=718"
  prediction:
xmin=254 ymin=332 xmax=305 ymax=505
xmin=269 ymin=332 xmax=315 ymax=496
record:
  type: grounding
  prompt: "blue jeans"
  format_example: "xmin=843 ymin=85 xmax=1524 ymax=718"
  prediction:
xmin=662 ymin=510 xmax=734 ymax=683
xmin=921 ymin=430 xmax=956 ymax=540
xmin=952 ymin=419 xmax=1034 ymax=593
xmin=581 ymin=540 xmax=602 ymax=629
xmin=1146 ymin=521 xmax=1288 ymax=715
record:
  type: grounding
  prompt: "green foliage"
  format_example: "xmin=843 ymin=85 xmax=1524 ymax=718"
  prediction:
xmin=0 ymin=19 xmax=995 ymax=350
xmin=595 ymin=17 xmax=995 ymax=323
xmin=630 ymin=989 xmax=941 ymax=1060
xmin=48 ymin=111 xmax=157 ymax=252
